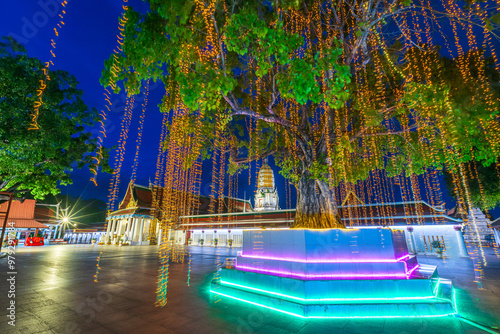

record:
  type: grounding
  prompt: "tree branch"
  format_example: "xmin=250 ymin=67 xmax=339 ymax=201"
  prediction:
xmin=232 ymin=149 xmax=278 ymax=164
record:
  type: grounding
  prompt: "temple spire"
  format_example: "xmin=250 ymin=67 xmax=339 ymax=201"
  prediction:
xmin=254 ymin=163 xmax=279 ymax=211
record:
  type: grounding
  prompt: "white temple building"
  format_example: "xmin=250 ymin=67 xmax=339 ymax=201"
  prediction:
xmin=105 ymin=168 xmax=488 ymax=259
xmin=254 ymin=162 xmax=279 ymax=211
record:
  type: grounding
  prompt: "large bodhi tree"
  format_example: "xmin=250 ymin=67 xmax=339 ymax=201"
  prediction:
xmin=101 ymin=1 xmax=500 ymax=229
xmin=0 ymin=37 xmax=112 ymax=199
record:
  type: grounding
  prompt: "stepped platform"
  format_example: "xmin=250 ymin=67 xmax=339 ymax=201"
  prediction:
xmin=211 ymin=229 xmax=456 ymax=318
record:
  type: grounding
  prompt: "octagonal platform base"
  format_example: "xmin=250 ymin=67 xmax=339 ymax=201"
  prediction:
xmin=210 ymin=229 xmax=456 ymax=318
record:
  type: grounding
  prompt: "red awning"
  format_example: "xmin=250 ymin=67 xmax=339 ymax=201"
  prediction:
xmin=2 ymin=219 xmax=49 ymax=229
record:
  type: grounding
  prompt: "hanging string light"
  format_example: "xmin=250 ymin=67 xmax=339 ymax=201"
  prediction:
xmin=29 ymin=0 xmax=70 ymax=130
xmin=90 ymin=0 xmax=129 ymax=186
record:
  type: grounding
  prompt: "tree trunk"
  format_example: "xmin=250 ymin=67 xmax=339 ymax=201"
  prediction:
xmin=292 ymin=177 xmax=345 ymax=229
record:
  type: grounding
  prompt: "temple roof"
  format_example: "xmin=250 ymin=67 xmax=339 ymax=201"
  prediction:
xmin=0 ymin=199 xmax=36 ymax=219
xmin=108 ymin=180 xmax=251 ymax=219
xmin=0 ymin=199 xmax=48 ymax=229
xmin=118 ymin=182 xmax=153 ymax=210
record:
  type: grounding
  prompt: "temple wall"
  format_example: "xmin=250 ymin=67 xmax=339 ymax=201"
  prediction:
xmin=390 ymin=225 xmax=465 ymax=258
xmin=184 ymin=229 xmax=244 ymax=247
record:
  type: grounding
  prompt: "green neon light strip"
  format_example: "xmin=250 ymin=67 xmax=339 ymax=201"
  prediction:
xmin=433 ymin=278 xmax=441 ymax=296
xmin=220 ymin=280 xmax=439 ymax=302
xmin=452 ymin=288 xmax=458 ymax=313
xmin=210 ymin=290 xmax=457 ymax=319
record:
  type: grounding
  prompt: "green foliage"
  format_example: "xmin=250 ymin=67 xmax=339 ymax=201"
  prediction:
xmin=101 ymin=0 xmax=500 ymax=209
xmin=0 ymin=37 xmax=112 ymax=198
xmin=444 ymin=161 xmax=500 ymax=210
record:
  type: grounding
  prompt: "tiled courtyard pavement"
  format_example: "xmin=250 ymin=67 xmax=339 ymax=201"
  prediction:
xmin=1 ymin=243 xmax=499 ymax=333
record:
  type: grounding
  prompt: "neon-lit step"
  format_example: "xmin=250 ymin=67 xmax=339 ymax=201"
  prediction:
xmin=211 ymin=283 xmax=456 ymax=318
xmin=217 ymin=266 xmax=444 ymax=300
xmin=211 ymin=229 xmax=456 ymax=318
xmin=211 ymin=269 xmax=456 ymax=318
xmin=236 ymin=255 xmax=418 ymax=279
xmin=242 ymin=229 xmax=410 ymax=263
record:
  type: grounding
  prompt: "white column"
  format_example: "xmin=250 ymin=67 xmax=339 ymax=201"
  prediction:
xmin=130 ymin=218 xmax=138 ymax=243
xmin=118 ymin=219 xmax=125 ymax=236
xmin=47 ymin=226 xmax=53 ymax=240
xmin=126 ymin=218 xmax=133 ymax=236
xmin=53 ymin=225 xmax=59 ymax=239
xmin=113 ymin=220 xmax=119 ymax=241
xmin=108 ymin=220 xmax=113 ymax=240
xmin=454 ymin=225 xmax=468 ymax=257
xmin=138 ymin=218 xmax=145 ymax=244
xmin=106 ymin=219 xmax=112 ymax=237
xmin=406 ymin=227 xmax=416 ymax=254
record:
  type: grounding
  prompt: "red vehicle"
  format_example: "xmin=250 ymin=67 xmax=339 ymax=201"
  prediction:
xmin=25 ymin=236 xmax=44 ymax=246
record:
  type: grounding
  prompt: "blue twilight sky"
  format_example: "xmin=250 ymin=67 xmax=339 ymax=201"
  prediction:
xmin=1 ymin=1 xmax=498 ymax=218
xmin=0 ymin=0 xmax=290 ymax=209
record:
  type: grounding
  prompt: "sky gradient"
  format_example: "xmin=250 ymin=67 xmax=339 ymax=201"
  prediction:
xmin=0 ymin=0 xmax=291 ymax=208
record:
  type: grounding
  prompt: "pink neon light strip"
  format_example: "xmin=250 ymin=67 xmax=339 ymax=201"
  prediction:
xmin=239 ymin=253 xmax=411 ymax=263
xmin=235 ymin=264 xmax=420 ymax=280
xmin=406 ymin=264 xmax=420 ymax=277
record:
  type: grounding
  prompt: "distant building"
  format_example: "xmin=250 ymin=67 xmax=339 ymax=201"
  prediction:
xmin=108 ymin=166 xmax=473 ymax=258
xmin=254 ymin=162 xmax=279 ymax=211
xmin=0 ymin=200 xmax=49 ymax=244
xmin=63 ymin=224 xmax=106 ymax=244
xmin=105 ymin=181 xmax=251 ymax=245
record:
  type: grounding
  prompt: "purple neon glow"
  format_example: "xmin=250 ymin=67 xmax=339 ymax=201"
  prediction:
xmin=406 ymin=264 xmax=420 ymax=277
xmin=239 ymin=253 xmax=411 ymax=263
xmin=235 ymin=264 xmax=420 ymax=280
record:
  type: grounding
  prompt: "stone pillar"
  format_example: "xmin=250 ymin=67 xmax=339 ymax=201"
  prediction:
xmin=113 ymin=220 xmax=118 ymax=237
xmin=454 ymin=225 xmax=469 ymax=257
xmin=105 ymin=220 xmax=111 ymax=238
xmin=130 ymin=218 xmax=138 ymax=243
xmin=407 ymin=227 xmax=417 ymax=254
xmin=113 ymin=220 xmax=120 ymax=243
xmin=138 ymin=218 xmax=145 ymax=244
xmin=47 ymin=226 xmax=53 ymax=240
xmin=118 ymin=219 xmax=125 ymax=236
xmin=109 ymin=220 xmax=115 ymax=238
xmin=127 ymin=217 xmax=135 ymax=235
xmin=53 ymin=225 xmax=59 ymax=239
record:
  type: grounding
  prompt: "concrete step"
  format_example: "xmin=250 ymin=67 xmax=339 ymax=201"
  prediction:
xmin=211 ymin=282 xmax=456 ymax=318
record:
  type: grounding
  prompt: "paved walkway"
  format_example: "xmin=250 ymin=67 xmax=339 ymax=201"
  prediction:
xmin=0 ymin=244 xmax=499 ymax=333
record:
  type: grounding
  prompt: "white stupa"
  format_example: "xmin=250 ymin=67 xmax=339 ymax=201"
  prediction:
xmin=254 ymin=161 xmax=279 ymax=211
